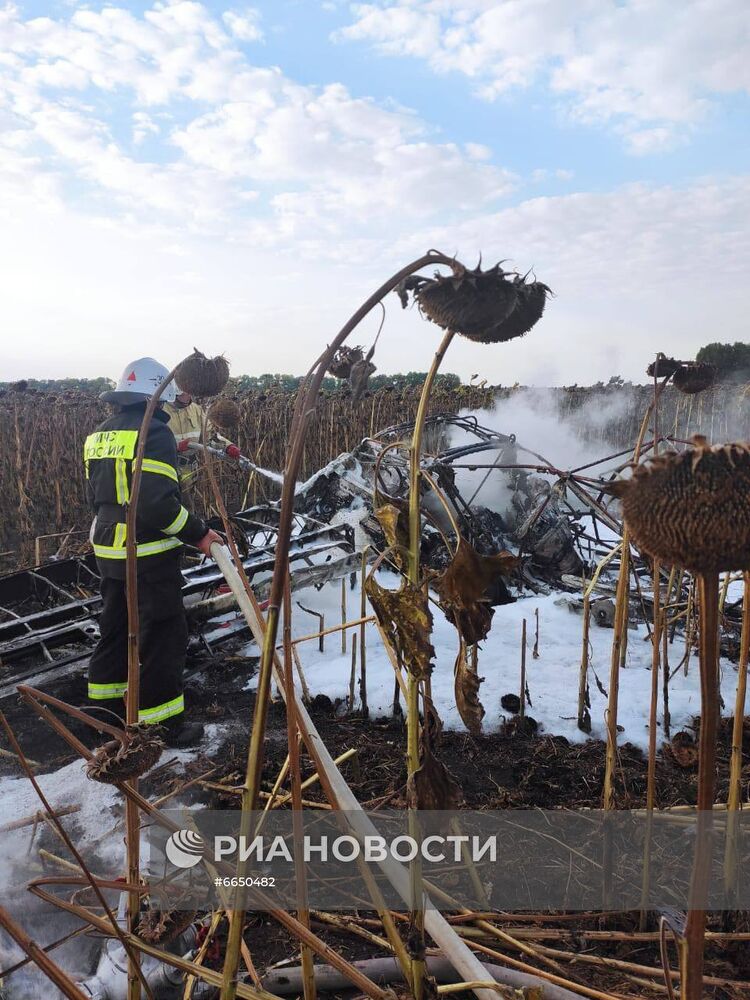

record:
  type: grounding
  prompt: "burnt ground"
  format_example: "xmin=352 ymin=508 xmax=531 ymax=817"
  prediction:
xmin=2 ymin=644 xmax=750 ymax=997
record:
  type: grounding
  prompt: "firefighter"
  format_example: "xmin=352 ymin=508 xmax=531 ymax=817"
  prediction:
xmin=85 ymin=357 xmax=222 ymax=747
xmin=163 ymin=389 xmax=241 ymax=491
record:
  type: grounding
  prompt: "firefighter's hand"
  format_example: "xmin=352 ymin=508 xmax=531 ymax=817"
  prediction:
xmin=225 ymin=444 xmax=241 ymax=460
xmin=177 ymin=439 xmax=192 ymax=453
xmin=196 ymin=529 xmax=223 ymax=556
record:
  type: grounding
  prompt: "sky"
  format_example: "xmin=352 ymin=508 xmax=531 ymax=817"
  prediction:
xmin=1 ymin=0 xmax=748 ymax=386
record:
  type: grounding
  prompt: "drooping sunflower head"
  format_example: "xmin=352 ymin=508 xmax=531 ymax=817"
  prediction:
xmin=399 ymin=262 xmax=550 ymax=344
xmin=611 ymin=436 xmax=750 ymax=573
xmin=672 ymin=362 xmax=717 ymax=395
xmin=175 ymin=349 xmax=230 ymax=398
xmin=207 ymin=396 xmax=241 ymax=431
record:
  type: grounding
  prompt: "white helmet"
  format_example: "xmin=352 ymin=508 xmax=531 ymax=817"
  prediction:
xmin=100 ymin=357 xmax=176 ymax=405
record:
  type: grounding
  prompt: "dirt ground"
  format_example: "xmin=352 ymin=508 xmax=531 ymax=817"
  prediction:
xmin=3 ymin=644 xmax=750 ymax=998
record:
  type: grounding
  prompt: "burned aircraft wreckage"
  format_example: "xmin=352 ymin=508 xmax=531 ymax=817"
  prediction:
xmin=0 ymin=414 xmax=645 ymax=703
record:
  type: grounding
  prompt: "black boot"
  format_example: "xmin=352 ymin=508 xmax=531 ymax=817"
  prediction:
xmin=160 ymin=716 xmax=205 ymax=748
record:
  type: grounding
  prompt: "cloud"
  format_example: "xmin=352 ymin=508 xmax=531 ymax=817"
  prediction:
xmin=0 ymin=1 xmax=747 ymax=386
xmin=386 ymin=174 xmax=750 ymax=383
xmin=222 ymin=8 xmax=263 ymax=42
xmin=0 ymin=1 xmax=515 ymax=242
xmin=337 ymin=0 xmax=750 ymax=151
xmin=2 ymin=164 xmax=748 ymax=386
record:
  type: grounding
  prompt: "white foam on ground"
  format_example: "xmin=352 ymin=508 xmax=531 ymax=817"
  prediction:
xmin=247 ymin=574 xmax=740 ymax=751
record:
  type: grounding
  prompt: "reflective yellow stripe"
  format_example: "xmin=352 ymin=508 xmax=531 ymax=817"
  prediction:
xmin=142 ymin=458 xmax=178 ymax=482
xmin=139 ymin=694 xmax=184 ymax=724
xmin=114 ymin=458 xmax=129 ymax=504
xmin=84 ymin=430 xmax=138 ymax=462
xmin=93 ymin=537 xmax=182 ymax=560
xmin=114 ymin=522 xmax=127 ymax=548
xmin=88 ymin=681 xmax=128 ymax=700
xmin=163 ymin=506 xmax=189 ymax=536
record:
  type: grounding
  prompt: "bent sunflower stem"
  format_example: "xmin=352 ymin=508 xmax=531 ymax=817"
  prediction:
xmin=220 ymin=252 xmax=458 ymax=1000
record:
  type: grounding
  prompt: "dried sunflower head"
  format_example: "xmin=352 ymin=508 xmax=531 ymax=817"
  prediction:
xmin=646 ymin=355 xmax=683 ymax=379
xmin=673 ymin=362 xmax=717 ymax=395
xmin=86 ymin=724 xmax=164 ymax=784
xmin=207 ymin=397 xmax=241 ymax=431
xmin=328 ymin=345 xmax=364 ymax=379
xmin=175 ymin=349 xmax=230 ymax=398
xmin=611 ymin=437 xmax=750 ymax=573
xmin=398 ymin=262 xmax=550 ymax=344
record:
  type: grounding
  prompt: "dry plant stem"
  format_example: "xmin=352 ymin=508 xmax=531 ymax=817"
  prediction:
xmin=201 ymin=427 xmax=282 ymax=1000
xmin=640 ymin=555 xmax=662 ymax=927
xmin=18 ymin=688 xmax=388 ymax=1000
xmin=221 ymin=254 xmax=452 ymax=1000
xmin=341 ymin=578 xmax=347 ymax=654
xmin=29 ymin=886 xmax=278 ymax=1000
xmin=724 ymin=571 xmax=750 ymax=904
xmin=234 ymin=259 xmax=456 ymax=997
xmin=360 ymin=549 xmax=369 ymax=718
xmin=603 ymin=535 xmax=630 ymax=813
xmin=423 ymin=882 xmax=571 ymax=979
xmin=292 ymin=645 xmax=313 ymax=702
xmin=123 ymin=359 xmax=180 ymax=1000
xmin=682 ymin=572 xmax=720 ymax=1000
xmin=210 ymin=544 xmax=497 ymax=1000
xmin=375 ymin=620 xmax=408 ymax=700
xmin=349 ymin=633 xmax=358 ymax=708
xmin=0 ymin=710 xmax=156 ymax=1000
xmin=465 ymin=939 xmax=621 ymax=1000
xmin=602 ymin=531 xmax=630 ymax=906
xmin=283 ymin=576 xmax=316 ymax=1000
xmin=0 ymin=905 xmax=89 ymax=1000
xmin=184 ymin=912 xmax=223 ymax=1000
xmin=520 ymin=618 xmax=527 ymax=718
xmin=640 ymin=371 xmax=665 ymax=929
xmin=577 ymin=593 xmax=591 ymax=731
xmin=407 ymin=326 xmax=456 ymax=1000
xmin=0 ymin=924 xmax=89 ymax=979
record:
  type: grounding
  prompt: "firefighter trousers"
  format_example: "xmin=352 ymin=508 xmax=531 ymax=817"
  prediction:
xmin=87 ymin=556 xmax=187 ymax=725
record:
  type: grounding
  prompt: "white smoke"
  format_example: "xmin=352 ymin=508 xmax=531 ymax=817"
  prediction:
xmin=448 ymin=388 xmax=635 ymax=518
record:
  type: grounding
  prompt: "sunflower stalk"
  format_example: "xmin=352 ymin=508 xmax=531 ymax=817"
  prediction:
xmin=640 ymin=365 xmax=665 ymax=928
xmin=407 ymin=327 xmax=456 ymax=1000
xmin=219 ymin=251 xmax=458 ymax=1000
xmin=723 ymin=571 xmax=749 ymax=908
xmin=682 ymin=573 xmax=721 ymax=1000
xmin=283 ymin=575 xmax=317 ymax=1000
xmin=601 ymin=531 xmax=630 ymax=904
xmin=122 ymin=359 xmax=182 ymax=1000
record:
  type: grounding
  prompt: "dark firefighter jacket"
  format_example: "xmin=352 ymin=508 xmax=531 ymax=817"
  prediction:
xmin=84 ymin=404 xmax=207 ymax=578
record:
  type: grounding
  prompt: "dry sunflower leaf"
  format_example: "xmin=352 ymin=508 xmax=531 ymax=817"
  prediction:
xmin=436 ymin=537 xmax=519 ymax=645
xmin=349 ymin=358 xmax=377 ymax=400
xmin=374 ymin=501 xmax=409 ymax=570
xmin=406 ymin=745 xmax=463 ymax=810
xmin=136 ymin=908 xmax=197 ymax=944
xmin=365 ymin=575 xmax=434 ymax=680
xmin=454 ymin=640 xmax=485 ymax=736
